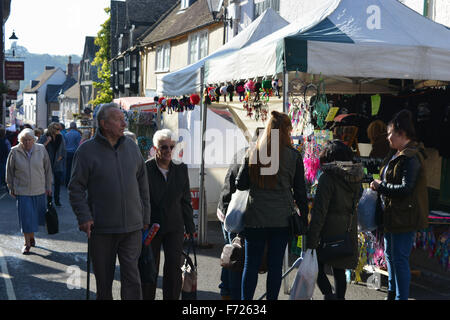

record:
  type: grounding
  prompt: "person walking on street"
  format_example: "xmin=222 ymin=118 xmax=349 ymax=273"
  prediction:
xmin=217 ymin=147 xmax=247 ymax=300
xmin=144 ymin=129 xmax=196 ymax=300
xmin=306 ymin=140 xmax=364 ymax=300
xmin=6 ymin=128 xmax=53 ymax=254
xmin=0 ymin=125 xmax=12 ymax=191
xmin=236 ymin=111 xmax=308 ymax=300
xmin=69 ymin=103 xmax=151 ymax=300
xmin=370 ymin=109 xmax=428 ymax=300
xmin=39 ymin=123 xmax=66 ymax=207
xmin=64 ymin=122 xmax=81 ymax=186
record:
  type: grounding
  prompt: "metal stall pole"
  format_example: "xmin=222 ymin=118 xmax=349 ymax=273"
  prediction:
xmin=282 ymin=67 xmax=291 ymax=294
xmin=198 ymin=66 xmax=209 ymax=247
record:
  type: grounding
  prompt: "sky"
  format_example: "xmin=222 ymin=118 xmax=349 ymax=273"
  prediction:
xmin=5 ymin=0 xmax=116 ymax=56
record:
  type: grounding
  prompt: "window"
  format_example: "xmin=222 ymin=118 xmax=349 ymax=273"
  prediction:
xmin=132 ymin=54 xmax=138 ymax=68
xmin=188 ymin=30 xmax=208 ymax=64
xmin=254 ymin=0 xmax=280 ymax=19
xmin=84 ymin=60 xmax=90 ymax=81
xmin=180 ymin=0 xmax=190 ymax=10
xmin=156 ymin=43 xmax=170 ymax=72
xmin=125 ymin=55 xmax=131 ymax=86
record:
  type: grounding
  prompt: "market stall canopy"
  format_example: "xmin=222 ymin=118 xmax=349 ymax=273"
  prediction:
xmin=156 ymin=8 xmax=289 ymax=96
xmin=113 ymin=96 xmax=157 ymax=112
xmin=205 ymin=0 xmax=450 ymax=83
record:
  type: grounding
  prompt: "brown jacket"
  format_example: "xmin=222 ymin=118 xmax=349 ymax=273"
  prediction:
xmin=378 ymin=141 xmax=429 ymax=233
xmin=6 ymin=143 xmax=53 ymax=196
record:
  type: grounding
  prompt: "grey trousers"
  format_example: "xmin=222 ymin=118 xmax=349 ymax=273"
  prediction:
xmin=143 ymin=231 xmax=184 ymax=300
xmin=90 ymin=230 xmax=142 ymax=300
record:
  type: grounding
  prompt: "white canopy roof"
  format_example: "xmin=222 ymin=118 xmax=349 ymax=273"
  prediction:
xmin=156 ymin=8 xmax=289 ymax=96
xmin=205 ymin=0 xmax=450 ymax=83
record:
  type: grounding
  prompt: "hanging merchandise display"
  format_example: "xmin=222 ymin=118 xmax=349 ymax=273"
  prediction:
xmin=311 ymin=81 xmax=330 ymax=129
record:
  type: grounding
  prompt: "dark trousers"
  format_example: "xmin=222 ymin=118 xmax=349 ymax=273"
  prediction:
xmin=242 ymin=227 xmax=289 ymax=300
xmin=219 ymin=222 xmax=242 ymax=300
xmin=65 ymin=152 xmax=75 ymax=186
xmin=143 ymin=231 xmax=184 ymax=300
xmin=53 ymin=171 xmax=62 ymax=203
xmin=316 ymin=262 xmax=347 ymax=299
xmin=90 ymin=230 xmax=143 ymax=300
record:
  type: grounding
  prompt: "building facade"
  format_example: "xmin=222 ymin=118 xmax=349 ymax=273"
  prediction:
xmin=110 ymin=0 xmax=179 ymax=98
xmin=79 ymin=36 xmax=100 ymax=111
xmin=139 ymin=0 xmax=224 ymax=98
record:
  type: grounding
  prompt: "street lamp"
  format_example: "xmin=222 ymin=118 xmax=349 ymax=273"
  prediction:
xmin=206 ymin=0 xmax=233 ymax=44
xmin=8 ymin=30 xmax=19 ymax=58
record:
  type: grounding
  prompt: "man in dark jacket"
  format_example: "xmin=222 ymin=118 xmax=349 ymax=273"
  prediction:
xmin=69 ymin=103 xmax=151 ymax=300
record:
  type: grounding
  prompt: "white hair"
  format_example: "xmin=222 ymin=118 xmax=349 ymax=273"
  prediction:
xmin=153 ymin=129 xmax=175 ymax=147
xmin=18 ymin=128 xmax=37 ymax=143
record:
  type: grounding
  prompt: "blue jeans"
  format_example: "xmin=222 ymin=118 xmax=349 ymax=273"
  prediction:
xmin=242 ymin=227 xmax=289 ymax=300
xmin=384 ymin=231 xmax=415 ymax=300
xmin=219 ymin=222 xmax=242 ymax=299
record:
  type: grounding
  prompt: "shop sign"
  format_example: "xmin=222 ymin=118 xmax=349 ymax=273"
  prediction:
xmin=5 ymin=61 xmax=24 ymax=80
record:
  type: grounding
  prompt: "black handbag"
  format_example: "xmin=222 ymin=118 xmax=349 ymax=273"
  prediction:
xmin=138 ymin=243 xmax=157 ymax=285
xmin=289 ymin=211 xmax=308 ymax=238
xmin=45 ymin=197 xmax=59 ymax=235
xmin=284 ymin=190 xmax=307 ymax=239
xmin=317 ymin=232 xmax=353 ymax=262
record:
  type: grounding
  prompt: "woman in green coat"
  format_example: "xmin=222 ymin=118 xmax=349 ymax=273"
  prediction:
xmin=306 ymin=140 xmax=364 ymax=300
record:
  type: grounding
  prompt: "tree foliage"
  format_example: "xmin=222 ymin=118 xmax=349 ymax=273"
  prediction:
xmin=90 ymin=7 xmax=113 ymax=107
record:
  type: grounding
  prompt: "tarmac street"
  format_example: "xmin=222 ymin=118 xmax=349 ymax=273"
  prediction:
xmin=0 ymin=186 xmax=449 ymax=301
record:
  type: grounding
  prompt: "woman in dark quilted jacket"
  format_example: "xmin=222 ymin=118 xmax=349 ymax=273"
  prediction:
xmin=306 ymin=140 xmax=364 ymax=300
xmin=370 ymin=109 xmax=428 ymax=301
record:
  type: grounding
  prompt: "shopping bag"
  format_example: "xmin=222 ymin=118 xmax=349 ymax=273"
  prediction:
xmin=45 ymin=198 xmax=59 ymax=235
xmin=224 ymin=190 xmax=249 ymax=233
xmin=181 ymin=240 xmax=197 ymax=300
xmin=357 ymin=188 xmax=378 ymax=232
xmin=289 ymin=249 xmax=318 ymax=300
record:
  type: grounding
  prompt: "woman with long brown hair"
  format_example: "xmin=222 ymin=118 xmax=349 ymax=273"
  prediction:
xmin=236 ymin=111 xmax=308 ymax=300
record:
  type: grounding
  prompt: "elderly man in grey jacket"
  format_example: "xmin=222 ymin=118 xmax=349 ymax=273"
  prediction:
xmin=68 ymin=103 xmax=151 ymax=300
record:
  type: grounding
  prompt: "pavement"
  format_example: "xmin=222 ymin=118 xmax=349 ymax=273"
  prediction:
xmin=0 ymin=186 xmax=449 ymax=301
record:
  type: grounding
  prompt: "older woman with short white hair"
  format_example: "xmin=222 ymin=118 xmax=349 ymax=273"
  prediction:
xmin=144 ymin=129 xmax=196 ymax=300
xmin=6 ymin=128 xmax=53 ymax=254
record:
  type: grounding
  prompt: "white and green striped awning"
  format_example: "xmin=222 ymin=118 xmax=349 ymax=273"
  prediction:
xmin=206 ymin=0 xmax=450 ymax=83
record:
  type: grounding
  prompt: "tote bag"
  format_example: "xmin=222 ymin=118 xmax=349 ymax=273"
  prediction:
xmin=224 ymin=190 xmax=249 ymax=233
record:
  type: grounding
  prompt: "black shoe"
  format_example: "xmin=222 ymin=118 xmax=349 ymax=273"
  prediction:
xmin=22 ymin=245 xmax=31 ymax=255
xmin=55 ymin=201 xmax=62 ymax=207
xmin=385 ymin=290 xmax=396 ymax=300
xmin=324 ymin=293 xmax=337 ymax=300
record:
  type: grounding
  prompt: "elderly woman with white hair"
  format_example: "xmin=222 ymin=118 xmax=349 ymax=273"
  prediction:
xmin=6 ymin=128 xmax=53 ymax=254
xmin=144 ymin=129 xmax=196 ymax=300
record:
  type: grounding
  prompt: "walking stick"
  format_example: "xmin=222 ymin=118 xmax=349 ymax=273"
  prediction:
xmin=86 ymin=225 xmax=93 ymax=300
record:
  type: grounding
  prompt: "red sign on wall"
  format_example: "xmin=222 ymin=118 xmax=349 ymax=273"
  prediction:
xmin=5 ymin=61 xmax=24 ymax=80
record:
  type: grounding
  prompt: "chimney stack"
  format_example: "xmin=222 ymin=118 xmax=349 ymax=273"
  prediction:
xmin=67 ymin=56 xmax=73 ymax=78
